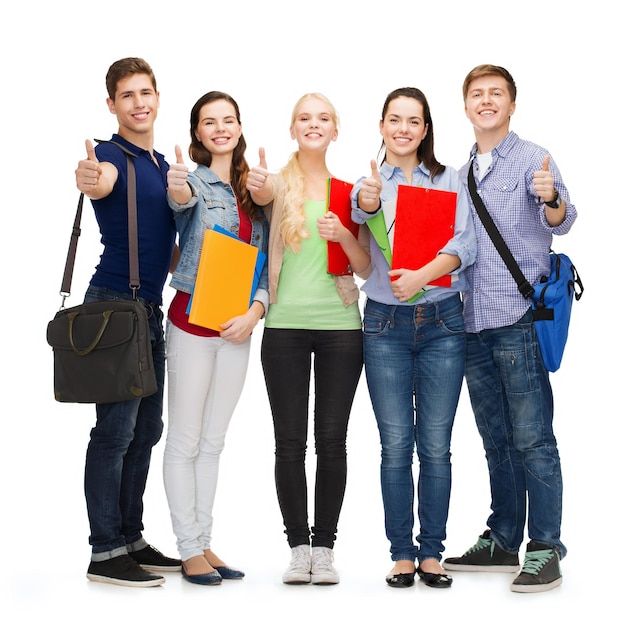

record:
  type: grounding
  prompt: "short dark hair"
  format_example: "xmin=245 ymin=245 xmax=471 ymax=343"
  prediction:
xmin=462 ymin=64 xmax=517 ymax=102
xmin=105 ymin=57 xmax=157 ymax=100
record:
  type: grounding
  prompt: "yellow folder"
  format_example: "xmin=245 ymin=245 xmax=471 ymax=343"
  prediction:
xmin=188 ymin=228 xmax=259 ymax=331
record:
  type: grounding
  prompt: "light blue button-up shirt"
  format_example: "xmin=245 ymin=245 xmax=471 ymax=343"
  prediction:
xmin=459 ymin=132 xmax=577 ymax=333
xmin=351 ymin=161 xmax=476 ymax=305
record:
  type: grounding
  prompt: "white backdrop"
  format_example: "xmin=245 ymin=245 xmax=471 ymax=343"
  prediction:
xmin=1 ymin=1 xmax=622 ymax=623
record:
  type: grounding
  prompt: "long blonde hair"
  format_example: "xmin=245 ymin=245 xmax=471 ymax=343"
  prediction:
xmin=279 ymin=93 xmax=339 ymax=252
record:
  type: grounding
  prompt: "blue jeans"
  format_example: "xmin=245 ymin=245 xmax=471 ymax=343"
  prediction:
xmin=83 ymin=286 xmax=165 ymax=559
xmin=261 ymin=328 xmax=363 ymax=549
xmin=465 ymin=308 xmax=566 ymax=558
xmin=363 ymin=295 xmax=465 ymax=563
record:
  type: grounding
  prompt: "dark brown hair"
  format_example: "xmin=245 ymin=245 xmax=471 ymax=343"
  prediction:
xmin=378 ymin=87 xmax=445 ymax=182
xmin=188 ymin=91 xmax=256 ymax=220
xmin=105 ymin=57 xmax=157 ymax=100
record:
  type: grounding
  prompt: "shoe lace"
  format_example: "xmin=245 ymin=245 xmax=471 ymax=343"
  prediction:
xmin=290 ymin=547 xmax=311 ymax=569
xmin=520 ymin=549 xmax=553 ymax=575
xmin=464 ymin=536 xmax=494 ymax=556
xmin=312 ymin=548 xmax=333 ymax=570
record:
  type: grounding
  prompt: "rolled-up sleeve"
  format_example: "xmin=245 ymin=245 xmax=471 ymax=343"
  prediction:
xmin=440 ymin=176 xmax=477 ymax=272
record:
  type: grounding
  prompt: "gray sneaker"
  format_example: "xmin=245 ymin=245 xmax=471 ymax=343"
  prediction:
xmin=282 ymin=545 xmax=311 ymax=584
xmin=311 ymin=547 xmax=339 ymax=585
xmin=443 ymin=530 xmax=520 ymax=572
xmin=510 ymin=541 xmax=562 ymax=593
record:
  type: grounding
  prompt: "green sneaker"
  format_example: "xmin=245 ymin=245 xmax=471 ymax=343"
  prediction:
xmin=443 ymin=530 xmax=520 ymax=572
xmin=510 ymin=541 xmax=562 ymax=593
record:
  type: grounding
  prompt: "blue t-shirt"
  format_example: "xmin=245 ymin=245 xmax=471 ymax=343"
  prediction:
xmin=89 ymin=134 xmax=176 ymax=304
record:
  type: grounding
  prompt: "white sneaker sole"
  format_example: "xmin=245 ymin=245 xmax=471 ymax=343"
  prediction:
xmin=86 ymin=572 xmax=165 ymax=587
xmin=311 ymin=574 xmax=339 ymax=585
xmin=282 ymin=573 xmax=311 ymax=584
xmin=510 ymin=576 xmax=563 ymax=593
xmin=443 ymin=563 xmax=520 ymax=572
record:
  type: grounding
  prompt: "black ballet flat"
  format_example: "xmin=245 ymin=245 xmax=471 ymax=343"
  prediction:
xmin=386 ymin=568 xmax=416 ymax=588
xmin=416 ymin=565 xmax=453 ymax=589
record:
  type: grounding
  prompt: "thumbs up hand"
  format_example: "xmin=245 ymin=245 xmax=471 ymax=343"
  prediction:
xmin=533 ymin=154 xmax=556 ymax=203
xmin=246 ymin=147 xmax=273 ymax=205
xmin=75 ymin=139 xmax=102 ymax=194
xmin=246 ymin=147 xmax=270 ymax=193
xmin=358 ymin=159 xmax=383 ymax=213
xmin=167 ymin=145 xmax=189 ymax=192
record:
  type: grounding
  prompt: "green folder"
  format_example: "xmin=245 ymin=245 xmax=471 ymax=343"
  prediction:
xmin=366 ymin=211 xmax=392 ymax=265
xmin=366 ymin=210 xmax=425 ymax=302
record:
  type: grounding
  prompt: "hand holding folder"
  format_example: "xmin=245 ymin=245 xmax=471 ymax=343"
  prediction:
xmin=391 ymin=185 xmax=457 ymax=288
xmin=326 ymin=178 xmax=359 ymax=275
xmin=188 ymin=228 xmax=263 ymax=331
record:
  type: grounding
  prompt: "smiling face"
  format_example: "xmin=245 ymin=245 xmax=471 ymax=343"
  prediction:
xmin=379 ymin=96 xmax=428 ymax=166
xmin=107 ymin=73 xmax=159 ymax=138
xmin=464 ymin=74 xmax=516 ymax=142
xmin=194 ymin=99 xmax=242 ymax=156
xmin=290 ymin=96 xmax=338 ymax=152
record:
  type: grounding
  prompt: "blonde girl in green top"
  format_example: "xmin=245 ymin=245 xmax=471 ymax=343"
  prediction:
xmin=247 ymin=93 xmax=369 ymax=585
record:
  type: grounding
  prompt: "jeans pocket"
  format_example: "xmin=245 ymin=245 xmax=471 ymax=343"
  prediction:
xmin=363 ymin=312 xmax=391 ymax=337
xmin=439 ymin=309 xmax=465 ymax=335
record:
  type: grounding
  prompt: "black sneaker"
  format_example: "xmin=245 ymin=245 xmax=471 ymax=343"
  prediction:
xmin=87 ymin=555 xmax=166 ymax=587
xmin=510 ymin=541 xmax=562 ymax=593
xmin=443 ymin=530 xmax=520 ymax=572
xmin=129 ymin=545 xmax=182 ymax=572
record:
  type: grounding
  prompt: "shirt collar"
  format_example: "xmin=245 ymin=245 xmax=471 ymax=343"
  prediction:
xmin=469 ymin=131 xmax=518 ymax=160
xmin=195 ymin=164 xmax=222 ymax=183
xmin=380 ymin=160 xmax=431 ymax=181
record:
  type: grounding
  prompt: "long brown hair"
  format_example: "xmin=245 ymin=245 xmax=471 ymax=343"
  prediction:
xmin=188 ymin=91 xmax=257 ymax=220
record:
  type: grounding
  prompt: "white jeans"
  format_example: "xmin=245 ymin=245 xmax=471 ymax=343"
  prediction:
xmin=163 ymin=323 xmax=251 ymax=561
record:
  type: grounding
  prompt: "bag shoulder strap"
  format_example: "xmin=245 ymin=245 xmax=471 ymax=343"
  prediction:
xmin=59 ymin=140 xmax=138 ymax=305
xmin=466 ymin=164 xmax=535 ymax=298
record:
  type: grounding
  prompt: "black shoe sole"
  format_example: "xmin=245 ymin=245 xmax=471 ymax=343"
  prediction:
xmin=86 ymin=572 xmax=165 ymax=587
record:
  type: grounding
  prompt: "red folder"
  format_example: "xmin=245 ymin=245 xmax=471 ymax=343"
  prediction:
xmin=326 ymin=178 xmax=358 ymax=275
xmin=391 ymin=185 xmax=457 ymax=287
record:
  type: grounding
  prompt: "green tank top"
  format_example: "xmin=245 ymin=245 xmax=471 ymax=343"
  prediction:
xmin=265 ymin=199 xmax=361 ymax=330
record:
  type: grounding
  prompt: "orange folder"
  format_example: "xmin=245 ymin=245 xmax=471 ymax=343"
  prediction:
xmin=188 ymin=228 xmax=259 ymax=331
xmin=326 ymin=178 xmax=358 ymax=275
xmin=391 ymin=185 xmax=457 ymax=288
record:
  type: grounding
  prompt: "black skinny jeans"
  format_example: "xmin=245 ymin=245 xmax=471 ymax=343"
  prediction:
xmin=261 ymin=327 xmax=363 ymax=548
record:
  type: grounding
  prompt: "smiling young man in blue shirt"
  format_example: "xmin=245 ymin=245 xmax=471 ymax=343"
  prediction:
xmin=75 ymin=57 xmax=179 ymax=587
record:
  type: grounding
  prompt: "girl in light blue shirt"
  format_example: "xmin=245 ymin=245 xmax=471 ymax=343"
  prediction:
xmin=351 ymin=87 xmax=476 ymax=590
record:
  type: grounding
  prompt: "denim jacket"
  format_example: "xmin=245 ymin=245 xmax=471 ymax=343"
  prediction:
xmin=168 ymin=165 xmax=270 ymax=313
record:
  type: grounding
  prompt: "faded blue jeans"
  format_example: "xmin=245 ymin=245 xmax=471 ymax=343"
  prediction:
xmin=363 ymin=295 xmax=465 ymax=563
xmin=83 ymin=286 xmax=165 ymax=559
xmin=464 ymin=308 xmax=566 ymax=558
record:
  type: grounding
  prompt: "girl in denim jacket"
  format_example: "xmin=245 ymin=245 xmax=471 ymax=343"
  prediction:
xmin=163 ymin=91 xmax=268 ymax=586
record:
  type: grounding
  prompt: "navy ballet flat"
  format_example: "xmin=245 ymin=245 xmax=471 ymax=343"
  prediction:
xmin=182 ymin=564 xmax=222 ymax=586
xmin=215 ymin=566 xmax=245 ymax=580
